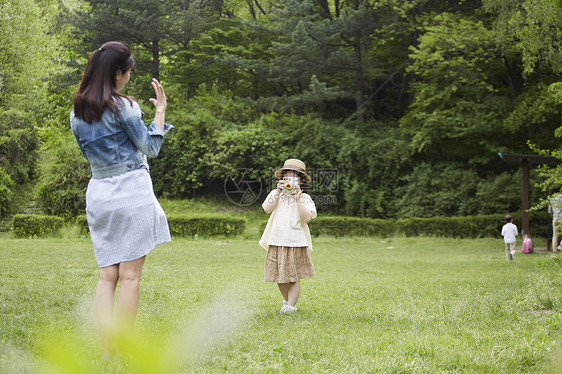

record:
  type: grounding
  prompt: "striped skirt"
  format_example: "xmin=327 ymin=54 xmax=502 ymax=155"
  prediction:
xmin=85 ymin=168 xmax=171 ymax=268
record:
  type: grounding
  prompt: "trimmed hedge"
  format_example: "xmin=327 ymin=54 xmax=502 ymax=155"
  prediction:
xmin=167 ymin=214 xmax=245 ymax=237
xmin=11 ymin=210 xmax=552 ymax=239
xmin=395 ymin=216 xmax=496 ymax=238
xmin=310 ymin=216 xmax=395 ymax=237
xmin=308 ymin=211 xmax=552 ymax=238
xmin=12 ymin=214 xmax=64 ymax=238
xmin=73 ymin=214 xmax=245 ymax=238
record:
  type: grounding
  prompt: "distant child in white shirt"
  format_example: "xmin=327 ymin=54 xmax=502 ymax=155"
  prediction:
xmin=501 ymin=214 xmax=518 ymax=261
xmin=259 ymin=159 xmax=317 ymax=314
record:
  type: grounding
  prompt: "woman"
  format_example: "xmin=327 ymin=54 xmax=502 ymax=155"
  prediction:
xmin=71 ymin=41 xmax=173 ymax=358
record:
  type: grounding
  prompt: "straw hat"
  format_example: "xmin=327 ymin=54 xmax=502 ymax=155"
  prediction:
xmin=275 ymin=159 xmax=311 ymax=183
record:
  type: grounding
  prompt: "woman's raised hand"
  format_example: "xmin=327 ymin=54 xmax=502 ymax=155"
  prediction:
xmin=149 ymin=78 xmax=167 ymax=113
xmin=149 ymin=78 xmax=166 ymax=130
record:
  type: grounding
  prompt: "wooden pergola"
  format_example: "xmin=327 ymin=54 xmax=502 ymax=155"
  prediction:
xmin=498 ymin=153 xmax=562 ymax=234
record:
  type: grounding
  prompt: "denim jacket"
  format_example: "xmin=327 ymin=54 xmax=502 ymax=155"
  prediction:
xmin=71 ymin=97 xmax=173 ymax=179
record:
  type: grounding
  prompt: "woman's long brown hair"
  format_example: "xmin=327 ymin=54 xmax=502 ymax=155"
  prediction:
xmin=73 ymin=41 xmax=135 ymax=123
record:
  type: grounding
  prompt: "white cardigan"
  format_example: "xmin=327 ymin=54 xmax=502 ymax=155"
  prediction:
xmin=259 ymin=190 xmax=317 ymax=251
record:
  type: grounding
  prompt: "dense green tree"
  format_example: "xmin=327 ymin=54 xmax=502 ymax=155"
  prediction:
xmin=484 ymin=0 xmax=562 ymax=198
xmin=503 ymin=85 xmax=562 ymax=152
xmin=400 ymin=13 xmax=511 ymax=162
xmin=0 ymin=0 xmax=57 ymax=112
xmin=250 ymin=0 xmax=378 ymax=119
xmin=22 ymin=0 xmax=561 ymax=220
xmin=0 ymin=0 xmax=60 ymax=215
xmin=0 ymin=111 xmax=39 ymax=185
xmin=37 ymin=138 xmax=89 ymax=218
xmin=395 ymin=162 xmax=532 ymax=217
xmin=150 ymin=91 xmax=290 ymax=198
xmin=62 ymin=0 xmax=222 ymax=100
xmin=166 ymin=17 xmax=277 ymax=99
xmin=339 ymin=124 xmax=411 ymax=218
xmin=484 ymin=0 xmax=562 ymax=76
xmin=64 ymin=0 xmax=164 ymax=80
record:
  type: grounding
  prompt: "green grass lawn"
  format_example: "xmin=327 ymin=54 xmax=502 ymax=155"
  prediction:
xmin=1 ymin=233 xmax=561 ymax=373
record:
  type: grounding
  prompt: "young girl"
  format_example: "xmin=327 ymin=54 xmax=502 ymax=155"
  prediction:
xmin=259 ymin=159 xmax=317 ymax=313
xmin=71 ymin=41 xmax=173 ymax=357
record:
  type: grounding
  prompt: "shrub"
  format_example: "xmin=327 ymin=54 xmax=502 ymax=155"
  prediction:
xmin=37 ymin=136 xmax=89 ymax=219
xmin=0 ymin=109 xmax=39 ymax=185
xmin=75 ymin=215 xmax=89 ymax=235
xmin=12 ymin=214 xmax=64 ymax=238
xmin=310 ymin=216 xmax=395 ymax=237
xmin=150 ymin=99 xmax=289 ymax=199
xmin=167 ymin=214 xmax=245 ymax=237
xmin=0 ymin=167 xmax=14 ymax=218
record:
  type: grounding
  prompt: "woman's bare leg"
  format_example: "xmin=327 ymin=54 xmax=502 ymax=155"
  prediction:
xmin=116 ymin=256 xmax=146 ymax=333
xmin=95 ymin=265 xmax=119 ymax=355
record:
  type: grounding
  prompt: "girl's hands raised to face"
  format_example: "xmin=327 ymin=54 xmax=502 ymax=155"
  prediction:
xmin=295 ymin=184 xmax=302 ymax=197
xmin=276 ymin=180 xmax=302 ymax=197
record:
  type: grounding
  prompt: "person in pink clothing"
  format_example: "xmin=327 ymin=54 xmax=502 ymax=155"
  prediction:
xmin=259 ymin=159 xmax=317 ymax=314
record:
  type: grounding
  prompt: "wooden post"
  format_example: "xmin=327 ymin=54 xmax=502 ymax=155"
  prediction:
xmin=498 ymin=153 xmax=562 ymax=238
xmin=521 ymin=158 xmax=529 ymax=235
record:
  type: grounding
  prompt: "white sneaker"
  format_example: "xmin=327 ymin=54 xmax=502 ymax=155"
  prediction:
xmin=281 ymin=305 xmax=297 ymax=314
